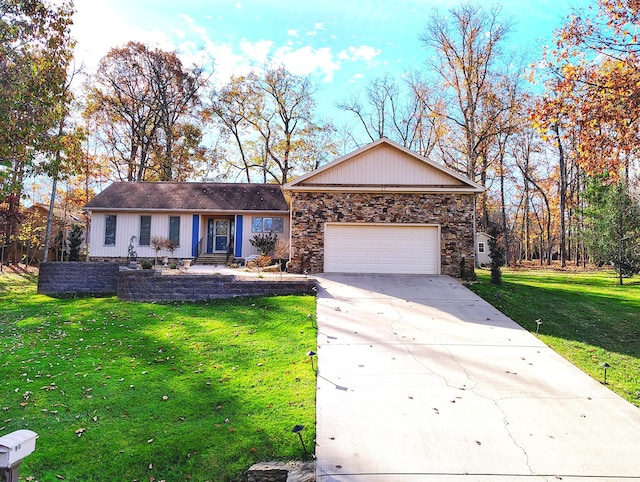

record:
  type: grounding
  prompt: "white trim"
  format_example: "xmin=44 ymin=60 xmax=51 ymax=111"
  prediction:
xmin=285 ymin=185 xmax=481 ymax=194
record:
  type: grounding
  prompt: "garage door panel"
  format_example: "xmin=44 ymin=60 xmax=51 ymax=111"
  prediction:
xmin=324 ymin=224 xmax=439 ymax=274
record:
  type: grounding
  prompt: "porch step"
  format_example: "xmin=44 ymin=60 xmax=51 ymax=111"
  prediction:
xmin=194 ymin=253 xmax=230 ymax=265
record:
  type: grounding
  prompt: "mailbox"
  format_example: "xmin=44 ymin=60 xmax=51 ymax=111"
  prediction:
xmin=0 ymin=430 xmax=38 ymax=467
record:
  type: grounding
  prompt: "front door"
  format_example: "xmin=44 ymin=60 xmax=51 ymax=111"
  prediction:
xmin=206 ymin=219 xmax=230 ymax=253
xmin=214 ymin=219 xmax=229 ymax=252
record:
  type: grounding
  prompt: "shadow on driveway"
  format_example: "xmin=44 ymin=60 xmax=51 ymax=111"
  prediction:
xmin=314 ymin=274 xmax=640 ymax=481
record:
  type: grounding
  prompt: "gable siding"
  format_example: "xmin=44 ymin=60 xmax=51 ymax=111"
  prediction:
xmin=298 ymin=144 xmax=464 ymax=187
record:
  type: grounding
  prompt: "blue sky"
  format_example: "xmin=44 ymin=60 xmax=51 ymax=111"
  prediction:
xmin=69 ymin=0 xmax=593 ymax=123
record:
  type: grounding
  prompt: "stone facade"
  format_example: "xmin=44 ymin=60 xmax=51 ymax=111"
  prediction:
xmin=288 ymin=191 xmax=476 ymax=277
xmin=247 ymin=461 xmax=315 ymax=482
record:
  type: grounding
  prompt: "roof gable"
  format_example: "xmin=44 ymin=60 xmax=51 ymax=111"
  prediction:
xmin=284 ymin=138 xmax=483 ymax=193
xmin=84 ymin=182 xmax=289 ymax=212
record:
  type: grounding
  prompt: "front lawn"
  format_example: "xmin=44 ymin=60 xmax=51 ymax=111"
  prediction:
xmin=0 ymin=269 xmax=317 ymax=482
xmin=469 ymin=268 xmax=640 ymax=408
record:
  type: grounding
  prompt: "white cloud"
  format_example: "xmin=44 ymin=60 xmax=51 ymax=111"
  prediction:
xmin=70 ymin=3 xmax=177 ymax=71
xmin=235 ymin=2 xmax=242 ymax=8
xmin=272 ymin=45 xmax=340 ymax=82
xmin=336 ymin=45 xmax=382 ymax=68
xmin=347 ymin=45 xmax=381 ymax=64
xmin=349 ymin=73 xmax=364 ymax=84
xmin=69 ymin=7 xmax=346 ymax=89
xmin=208 ymin=44 xmax=252 ymax=83
xmin=314 ymin=22 xmax=326 ymax=30
xmin=240 ymin=39 xmax=274 ymax=64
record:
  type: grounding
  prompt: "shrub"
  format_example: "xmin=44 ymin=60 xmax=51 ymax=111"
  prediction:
xmin=459 ymin=256 xmax=476 ymax=281
xmin=488 ymin=227 xmax=504 ymax=285
xmin=67 ymin=224 xmax=84 ymax=261
xmin=249 ymin=255 xmax=272 ymax=269
xmin=141 ymin=261 xmax=153 ymax=269
xmin=250 ymin=233 xmax=278 ymax=256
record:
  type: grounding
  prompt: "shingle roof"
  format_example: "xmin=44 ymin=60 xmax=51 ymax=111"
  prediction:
xmin=84 ymin=182 xmax=289 ymax=212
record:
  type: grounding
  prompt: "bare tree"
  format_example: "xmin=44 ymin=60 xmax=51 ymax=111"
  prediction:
xmin=210 ymin=65 xmax=336 ymax=184
xmin=208 ymin=75 xmax=257 ymax=182
xmin=420 ymin=3 xmax=514 ymax=181
xmin=337 ymin=73 xmax=441 ymax=157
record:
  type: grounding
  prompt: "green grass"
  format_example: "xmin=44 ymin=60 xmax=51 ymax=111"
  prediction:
xmin=469 ymin=268 xmax=640 ymax=407
xmin=0 ymin=269 xmax=317 ymax=482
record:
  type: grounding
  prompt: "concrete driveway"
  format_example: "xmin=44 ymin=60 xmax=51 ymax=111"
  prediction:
xmin=314 ymin=274 xmax=640 ymax=481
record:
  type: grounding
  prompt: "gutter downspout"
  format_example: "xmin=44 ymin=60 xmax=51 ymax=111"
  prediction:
xmin=473 ymin=194 xmax=478 ymax=269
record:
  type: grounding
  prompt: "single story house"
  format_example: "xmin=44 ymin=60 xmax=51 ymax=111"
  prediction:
xmin=84 ymin=138 xmax=483 ymax=276
xmin=476 ymin=232 xmax=493 ymax=266
xmin=84 ymin=183 xmax=290 ymax=263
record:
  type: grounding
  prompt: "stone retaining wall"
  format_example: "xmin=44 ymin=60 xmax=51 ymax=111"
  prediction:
xmin=38 ymin=262 xmax=120 ymax=295
xmin=118 ymin=270 xmax=316 ymax=302
xmin=37 ymin=263 xmax=316 ymax=302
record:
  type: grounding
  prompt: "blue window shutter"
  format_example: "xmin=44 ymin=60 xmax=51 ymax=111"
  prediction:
xmin=235 ymin=215 xmax=243 ymax=257
xmin=191 ymin=215 xmax=199 ymax=257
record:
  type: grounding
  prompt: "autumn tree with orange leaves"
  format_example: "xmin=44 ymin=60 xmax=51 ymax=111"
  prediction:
xmin=536 ymin=0 xmax=640 ymax=179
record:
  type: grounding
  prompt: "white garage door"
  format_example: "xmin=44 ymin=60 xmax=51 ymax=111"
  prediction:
xmin=324 ymin=224 xmax=440 ymax=274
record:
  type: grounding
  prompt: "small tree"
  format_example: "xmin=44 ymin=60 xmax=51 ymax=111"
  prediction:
xmin=166 ymin=238 xmax=178 ymax=263
xmin=488 ymin=227 xmax=504 ymax=285
xmin=54 ymin=230 xmax=66 ymax=261
xmin=67 ymin=225 xmax=84 ymax=261
xmin=585 ymin=178 xmax=640 ymax=285
xmin=250 ymin=233 xmax=278 ymax=256
xmin=151 ymin=236 xmax=170 ymax=265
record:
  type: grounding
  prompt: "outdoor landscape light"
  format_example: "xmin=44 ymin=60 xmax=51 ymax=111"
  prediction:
xmin=535 ymin=319 xmax=543 ymax=335
xmin=291 ymin=424 xmax=308 ymax=455
xmin=307 ymin=350 xmax=317 ymax=371
xmin=601 ymin=362 xmax=611 ymax=384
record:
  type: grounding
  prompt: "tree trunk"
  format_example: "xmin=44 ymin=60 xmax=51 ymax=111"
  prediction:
xmin=43 ymin=177 xmax=58 ymax=263
xmin=553 ymin=124 xmax=567 ymax=267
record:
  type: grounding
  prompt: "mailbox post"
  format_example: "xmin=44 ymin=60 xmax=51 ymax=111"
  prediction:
xmin=0 ymin=430 xmax=38 ymax=482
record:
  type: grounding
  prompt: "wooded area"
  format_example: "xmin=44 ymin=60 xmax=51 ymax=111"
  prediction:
xmin=1 ymin=0 xmax=639 ymax=279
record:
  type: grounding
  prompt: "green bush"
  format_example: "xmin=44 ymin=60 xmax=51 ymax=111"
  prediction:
xmin=250 ymin=233 xmax=278 ymax=256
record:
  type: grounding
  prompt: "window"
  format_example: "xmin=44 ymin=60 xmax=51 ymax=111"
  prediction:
xmin=104 ymin=215 xmax=117 ymax=246
xmin=169 ymin=216 xmax=180 ymax=246
xmin=139 ymin=216 xmax=151 ymax=246
xmin=478 ymin=242 xmax=485 ymax=253
xmin=251 ymin=217 xmax=284 ymax=233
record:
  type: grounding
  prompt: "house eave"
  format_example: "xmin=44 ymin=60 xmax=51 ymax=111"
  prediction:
xmin=83 ymin=208 xmax=291 ymax=214
xmin=283 ymin=185 xmax=484 ymax=194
